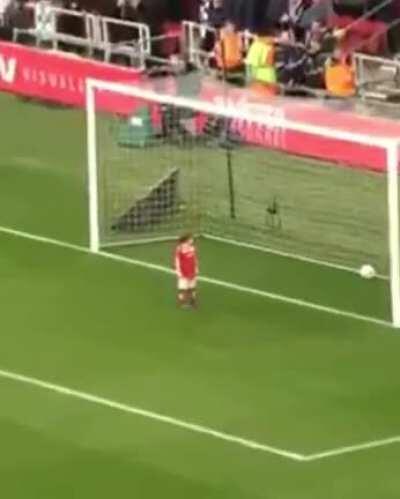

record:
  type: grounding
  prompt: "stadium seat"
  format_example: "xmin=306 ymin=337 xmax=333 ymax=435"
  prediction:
xmin=329 ymin=14 xmax=388 ymax=55
xmin=160 ymin=21 xmax=182 ymax=58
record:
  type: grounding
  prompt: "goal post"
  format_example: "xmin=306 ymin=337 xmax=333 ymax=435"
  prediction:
xmin=87 ymin=79 xmax=100 ymax=254
xmin=86 ymin=77 xmax=400 ymax=328
xmin=387 ymin=142 xmax=400 ymax=327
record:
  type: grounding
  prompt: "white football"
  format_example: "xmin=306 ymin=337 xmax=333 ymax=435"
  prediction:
xmin=359 ymin=264 xmax=376 ymax=279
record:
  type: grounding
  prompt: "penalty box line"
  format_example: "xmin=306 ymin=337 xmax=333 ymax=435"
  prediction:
xmin=0 ymin=225 xmax=391 ymax=329
xmin=0 ymin=368 xmax=304 ymax=462
xmin=1 ymin=367 xmax=400 ymax=463
xmin=0 ymin=227 xmax=399 ymax=461
xmin=303 ymin=436 xmax=400 ymax=462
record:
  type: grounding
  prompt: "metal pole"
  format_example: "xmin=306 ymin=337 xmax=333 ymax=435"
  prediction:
xmin=220 ymin=31 xmax=237 ymax=220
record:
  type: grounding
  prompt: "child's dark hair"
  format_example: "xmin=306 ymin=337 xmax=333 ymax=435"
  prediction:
xmin=179 ymin=233 xmax=193 ymax=244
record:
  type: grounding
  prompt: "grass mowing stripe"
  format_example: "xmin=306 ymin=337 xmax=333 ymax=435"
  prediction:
xmin=0 ymin=225 xmax=391 ymax=328
xmin=0 ymin=368 xmax=305 ymax=462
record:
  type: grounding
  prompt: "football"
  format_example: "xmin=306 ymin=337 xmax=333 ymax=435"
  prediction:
xmin=359 ymin=264 xmax=376 ymax=279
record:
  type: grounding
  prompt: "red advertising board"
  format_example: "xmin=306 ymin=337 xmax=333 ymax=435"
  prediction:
xmin=199 ymin=79 xmax=400 ymax=172
xmin=1 ymin=42 xmax=398 ymax=172
xmin=0 ymin=41 xmax=143 ymax=113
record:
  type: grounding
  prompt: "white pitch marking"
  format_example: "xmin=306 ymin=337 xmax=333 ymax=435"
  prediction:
xmin=203 ymin=233 xmax=388 ymax=281
xmin=198 ymin=275 xmax=390 ymax=328
xmin=304 ymin=435 xmax=400 ymax=461
xmin=0 ymin=366 xmax=399 ymax=463
xmin=0 ymin=368 xmax=305 ymax=462
xmin=0 ymin=225 xmax=391 ymax=328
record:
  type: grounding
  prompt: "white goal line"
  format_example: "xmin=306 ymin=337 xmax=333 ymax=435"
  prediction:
xmin=0 ymin=224 xmax=391 ymax=328
xmin=0 ymin=366 xmax=399 ymax=463
xmin=203 ymin=234 xmax=389 ymax=280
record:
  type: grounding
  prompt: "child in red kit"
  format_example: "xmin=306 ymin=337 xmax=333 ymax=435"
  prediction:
xmin=174 ymin=234 xmax=198 ymax=308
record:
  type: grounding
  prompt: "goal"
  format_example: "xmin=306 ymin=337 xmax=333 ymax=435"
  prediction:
xmin=86 ymin=78 xmax=400 ymax=328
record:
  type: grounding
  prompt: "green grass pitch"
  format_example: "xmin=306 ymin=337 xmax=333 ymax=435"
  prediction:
xmin=1 ymin=92 xmax=400 ymax=498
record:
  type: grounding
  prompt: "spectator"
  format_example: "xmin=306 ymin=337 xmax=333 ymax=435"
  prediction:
xmin=116 ymin=0 xmax=143 ymax=20
xmin=206 ymin=0 xmax=225 ymax=29
xmin=278 ymin=13 xmax=296 ymax=44
xmin=290 ymin=0 xmax=313 ymax=24
xmin=175 ymin=0 xmax=200 ymax=22
xmin=265 ymin=0 xmax=290 ymax=29
xmin=306 ymin=21 xmax=327 ymax=54
xmin=289 ymin=0 xmax=313 ymax=40
xmin=324 ymin=52 xmax=356 ymax=97
xmin=214 ymin=20 xmax=243 ymax=72
xmin=199 ymin=0 xmax=225 ymax=55
xmin=224 ymin=0 xmax=266 ymax=32
xmin=34 ymin=0 xmax=56 ymax=42
xmin=141 ymin=0 xmax=168 ymax=35
xmin=304 ymin=22 xmax=345 ymax=81
xmin=0 ymin=0 xmax=13 ymax=25
xmin=0 ymin=0 xmax=13 ymax=39
xmin=77 ymin=0 xmax=114 ymax=16
xmin=245 ymin=29 xmax=278 ymax=95
xmin=3 ymin=0 xmax=31 ymax=36
xmin=276 ymin=29 xmax=308 ymax=86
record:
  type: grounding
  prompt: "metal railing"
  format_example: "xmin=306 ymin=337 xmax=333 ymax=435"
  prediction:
xmin=53 ymin=7 xmax=92 ymax=51
xmin=355 ymin=52 xmax=400 ymax=101
xmin=13 ymin=4 xmax=150 ymax=69
xmin=91 ymin=16 xmax=150 ymax=68
xmin=352 ymin=16 xmax=400 ymax=99
xmin=182 ymin=20 xmax=216 ymax=68
xmin=182 ymin=20 xmax=255 ymax=69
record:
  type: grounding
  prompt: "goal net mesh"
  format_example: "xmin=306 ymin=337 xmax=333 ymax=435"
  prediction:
xmin=93 ymin=86 xmax=390 ymax=277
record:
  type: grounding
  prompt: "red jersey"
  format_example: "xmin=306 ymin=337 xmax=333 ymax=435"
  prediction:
xmin=175 ymin=242 xmax=198 ymax=279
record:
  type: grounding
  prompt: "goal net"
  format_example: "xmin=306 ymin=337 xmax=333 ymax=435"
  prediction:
xmin=86 ymin=78 xmax=400 ymax=328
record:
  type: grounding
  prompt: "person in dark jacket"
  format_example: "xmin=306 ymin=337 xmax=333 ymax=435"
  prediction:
xmin=207 ymin=0 xmax=226 ymax=29
xmin=141 ymin=0 xmax=168 ymax=34
xmin=177 ymin=0 xmax=200 ymax=21
xmin=276 ymin=28 xmax=308 ymax=85
xmin=224 ymin=0 xmax=268 ymax=32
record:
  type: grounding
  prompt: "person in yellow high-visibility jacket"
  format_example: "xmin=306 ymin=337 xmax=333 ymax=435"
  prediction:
xmin=245 ymin=33 xmax=278 ymax=95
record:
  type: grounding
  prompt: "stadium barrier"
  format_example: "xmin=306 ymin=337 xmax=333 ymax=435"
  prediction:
xmin=1 ymin=41 xmax=399 ymax=172
xmin=355 ymin=52 xmax=400 ymax=101
xmin=100 ymin=16 xmax=150 ymax=68
xmin=198 ymin=77 xmax=400 ymax=172
xmin=0 ymin=41 xmax=143 ymax=112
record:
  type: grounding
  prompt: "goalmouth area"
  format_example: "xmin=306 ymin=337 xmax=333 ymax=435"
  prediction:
xmin=87 ymin=78 xmax=400 ymax=328
xmin=1 ymin=88 xmax=400 ymax=498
